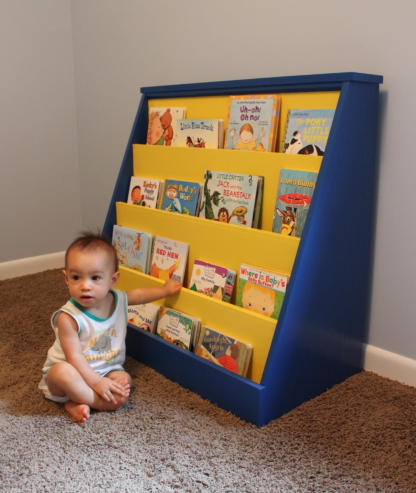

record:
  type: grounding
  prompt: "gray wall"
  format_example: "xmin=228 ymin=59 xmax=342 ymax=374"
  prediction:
xmin=1 ymin=0 xmax=415 ymax=361
xmin=0 ymin=1 xmax=81 ymax=258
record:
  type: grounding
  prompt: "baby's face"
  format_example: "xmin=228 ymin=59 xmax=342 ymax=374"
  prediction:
xmin=64 ymin=248 xmax=117 ymax=310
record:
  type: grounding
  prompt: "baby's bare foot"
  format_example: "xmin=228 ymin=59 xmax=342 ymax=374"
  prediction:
xmin=65 ymin=401 xmax=90 ymax=423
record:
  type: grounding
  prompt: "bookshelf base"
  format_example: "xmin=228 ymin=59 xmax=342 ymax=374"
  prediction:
xmin=126 ymin=326 xmax=267 ymax=425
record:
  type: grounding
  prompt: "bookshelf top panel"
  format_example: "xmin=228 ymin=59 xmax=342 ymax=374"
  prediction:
xmin=141 ymin=73 xmax=383 ymax=98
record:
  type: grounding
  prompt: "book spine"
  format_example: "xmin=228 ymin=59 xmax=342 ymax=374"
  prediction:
xmin=223 ymin=270 xmax=236 ymax=303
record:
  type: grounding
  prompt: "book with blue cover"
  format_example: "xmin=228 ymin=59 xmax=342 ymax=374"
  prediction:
xmin=272 ymin=168 xmax=318 ymax=238
xmin=198 ymin=170 xmax=261 ymax=228
xmin=112 ymin=225 xmax=153 ymax=274
xmin=160 ymin=179 xmax=201 ymax=216
xmin=283 ymin=108 xmax=336 ymax=155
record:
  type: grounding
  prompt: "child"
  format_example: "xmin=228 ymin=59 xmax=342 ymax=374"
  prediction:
xmin=39 ymin=232 xmax=182 ymax=423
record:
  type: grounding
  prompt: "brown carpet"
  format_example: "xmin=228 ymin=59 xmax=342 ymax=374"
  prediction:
xmin=1 ymin=269 xmax=415 ymax=492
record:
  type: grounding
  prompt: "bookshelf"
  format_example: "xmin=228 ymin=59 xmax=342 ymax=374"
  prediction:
xmin=103 ymin=73 xmax=383 ymax=426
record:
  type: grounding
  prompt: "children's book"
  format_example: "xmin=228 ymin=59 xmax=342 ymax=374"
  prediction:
xmin=188 ymin=259 xmax=236 ymax=303
xmin=283 ymin=108 xmax=336 ymax=155
xmin=198 ymin=170 xmax=261 ymax=228
xmin=112 ymin=225 xmax=153 ymax=274
xmin=272 ymin=168 xmax=318 ymax=238
xmin=160 ymin=179 xmax=201 ymax=216
xmin=150 ymin=236 xmax=189 ymax=284
xmin=156 ymin=307 xmax=201 ymax=351
xmin=146 ymin=107 xmax=186 ymax=146
xmin=194 ymin=326 xmax=252 ymax=377
xmin=225 ymin=94 xmax=281 ymax=152
xmin=127 ymin=176 xmax=163 ymax=209
xmin=173 ymin=119 xmax=224 ymax=149
xmin=236 ymin=264 xmax=289 ymax=320
xmin=128 ymin=303 xmax=160 ymax=333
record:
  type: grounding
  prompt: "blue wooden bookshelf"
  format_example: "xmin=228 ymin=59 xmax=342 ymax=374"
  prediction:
xmin=103 ymin=73 xmax=383 ymax=426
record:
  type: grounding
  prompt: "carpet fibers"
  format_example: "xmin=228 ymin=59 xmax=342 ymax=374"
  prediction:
xmin=1 ymin=269 xmax=415 ymax=492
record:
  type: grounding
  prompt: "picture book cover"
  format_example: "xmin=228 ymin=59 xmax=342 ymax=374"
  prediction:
xmin=128 ymin=303 xmax=160 ymax=333
xmin=283 ymin=108 xmax=336 ymax=155
xmin=156 ymin=307 xmax=200 ymax=351
xmin=146 ymin=107 xmax=186 ymax=146
xmin=194 ymin=326 xmax=252 ymax=377
xmin=174 ymin=119 xmax=224 ymax=149
xmin=188 ymin=259 xmax=236 ymax=303
xmin=236 ymin=264 xmax=289 ymax=320
xmin=127 ymin=176 xmax=163 ymax=208
xmin=160 ymin=179 xmax=201 ymax=216
xmin=150 ymin=236 xmax=189 ymax=283
xmin=198 ymin=170 xmax=260 ymax=228
xmin=112 ymin=225 xmax=153 ymax=274
xmin=225 ymin=94 xmax=281 ymax=152
xmin=272 ymin=168 xmax=318 ymax=237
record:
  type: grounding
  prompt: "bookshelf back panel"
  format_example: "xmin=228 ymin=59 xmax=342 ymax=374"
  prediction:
xmin=148 ymin=91 xmax=340 ymax=152
xmin=117 ymin=265 xmax=276 ymax=383
xmin=132 ymin=145 xmax=322 ymax=232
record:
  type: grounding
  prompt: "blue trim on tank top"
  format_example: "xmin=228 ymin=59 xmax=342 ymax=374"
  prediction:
xmin=70 ymin=290 xmax=118 ymax=322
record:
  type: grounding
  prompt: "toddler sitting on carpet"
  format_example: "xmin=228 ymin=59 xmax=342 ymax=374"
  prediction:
xmin=39 ymin=232 xmax=181 ymax=423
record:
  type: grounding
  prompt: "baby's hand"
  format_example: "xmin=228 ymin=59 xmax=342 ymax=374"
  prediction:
xmin=164 ymin=279 xmax=182 ymax=296
xmin=92 ymin=376 xmax=129 ymax=403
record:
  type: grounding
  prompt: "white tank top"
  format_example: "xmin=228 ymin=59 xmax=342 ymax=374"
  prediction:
xmin=41 ymin=289 xmax=128 ymax=377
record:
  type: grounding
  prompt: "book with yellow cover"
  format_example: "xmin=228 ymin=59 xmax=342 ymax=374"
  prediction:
xmin=236 ymin=264 xmax=289 ymax=320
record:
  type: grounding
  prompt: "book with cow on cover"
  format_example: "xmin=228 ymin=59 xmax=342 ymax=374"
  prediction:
xmin=283 ymin=108 xmax=335 ymax=155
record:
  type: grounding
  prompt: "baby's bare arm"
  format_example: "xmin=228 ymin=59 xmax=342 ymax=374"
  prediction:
xmin=126 ymin=279 xmax=182 ymax=305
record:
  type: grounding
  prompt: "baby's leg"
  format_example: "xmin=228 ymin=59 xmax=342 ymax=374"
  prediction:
xmin=46 ymin=362 xmax=128 ymax=422
xmin=107 ymin=370 xmax=132 ymax=391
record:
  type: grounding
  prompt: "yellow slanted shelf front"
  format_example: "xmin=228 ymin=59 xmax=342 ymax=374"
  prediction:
xmin=148 ymin=91 xmax=339 ymax=152
xmin=132 ymin=145 xmax=322 ymax=232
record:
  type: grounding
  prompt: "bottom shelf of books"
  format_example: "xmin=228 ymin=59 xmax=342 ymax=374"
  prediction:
xmin=117 ymin=265 xmax=277 ymax=385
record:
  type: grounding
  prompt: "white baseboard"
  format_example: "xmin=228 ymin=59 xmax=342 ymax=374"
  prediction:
xmin=364 ymin=344 xmax=416 ymax=388
xmin=1 ymin=253 xmax=415 ymax=388
xmin=0 ymin=251 xmax=65 ymax=280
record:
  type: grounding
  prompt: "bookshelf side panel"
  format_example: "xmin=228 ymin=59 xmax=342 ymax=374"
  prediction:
xmin=103 ymin=96 xmax=148 ymax=239
xmin=260 ymin=81 xmax=381 ymax=422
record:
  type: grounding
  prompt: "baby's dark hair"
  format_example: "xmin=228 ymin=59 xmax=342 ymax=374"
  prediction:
xmin=65 ymin=231 xmax=118 ymax=273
